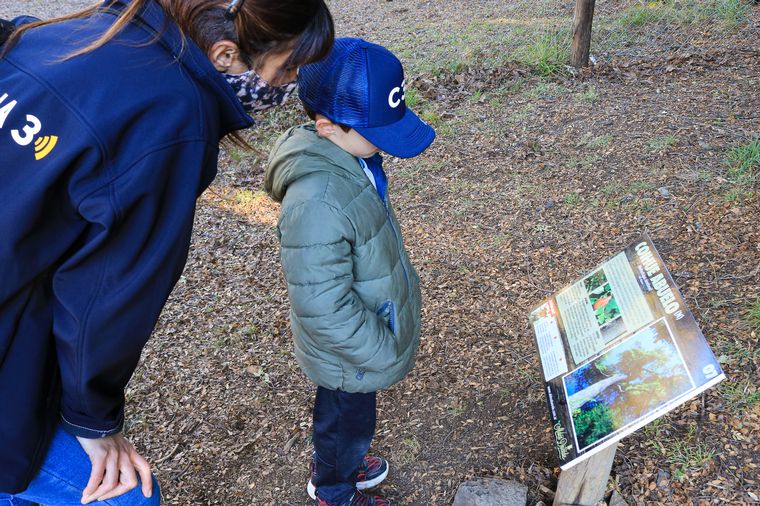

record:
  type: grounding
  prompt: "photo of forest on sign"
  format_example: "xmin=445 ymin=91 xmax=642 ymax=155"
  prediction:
xmin=564 ymin=319 xmax=694 ymax=450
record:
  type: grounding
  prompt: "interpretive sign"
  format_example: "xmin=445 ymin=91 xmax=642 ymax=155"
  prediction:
xmin=529 ymin=234 xmax=725 ymax=469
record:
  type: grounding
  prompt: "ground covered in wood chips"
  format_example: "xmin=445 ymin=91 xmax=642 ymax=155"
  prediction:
xmin=7 ymin=0 xmax=757 ymax=504
xmin=136 ymin=4 xmax=759 ymax=506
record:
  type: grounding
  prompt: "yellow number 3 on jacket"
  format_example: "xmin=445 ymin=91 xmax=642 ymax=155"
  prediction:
xmin=1 ymin=93 xmax=59 ymax=161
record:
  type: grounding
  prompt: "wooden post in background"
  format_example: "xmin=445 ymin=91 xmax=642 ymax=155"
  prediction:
xmin=553 ymin=443 xmax=618 ymax=506
xmin=570 ymin=0 xmax=596 ymax=67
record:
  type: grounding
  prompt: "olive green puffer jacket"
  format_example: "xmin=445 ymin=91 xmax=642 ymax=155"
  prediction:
xmin=265 ymin=124 xmax=421 ymax=393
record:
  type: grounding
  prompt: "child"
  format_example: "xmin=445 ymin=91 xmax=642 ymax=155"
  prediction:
xmin=264 ymin=38 xmax=435 ymax=506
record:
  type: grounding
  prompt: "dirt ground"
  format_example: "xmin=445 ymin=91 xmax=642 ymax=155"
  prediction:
xmin=3 ymin=1 xmax=758 ymax=505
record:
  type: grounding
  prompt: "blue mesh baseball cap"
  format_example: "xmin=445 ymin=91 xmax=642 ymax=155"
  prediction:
xmin=298 ymin=38 xmax=435 ymax=158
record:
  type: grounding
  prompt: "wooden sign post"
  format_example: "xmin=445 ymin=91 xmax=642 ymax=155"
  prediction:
xmin=570 ymin=0 xmax=596 ymax=67
xmin=553 ymin=443 xmax=618 ymax=506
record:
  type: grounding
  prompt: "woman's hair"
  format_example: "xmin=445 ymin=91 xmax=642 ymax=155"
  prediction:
xmin=2 ymin=0 xmax=334 ymax=74
xmin=162 ymin=0 xmax=334 ymax=78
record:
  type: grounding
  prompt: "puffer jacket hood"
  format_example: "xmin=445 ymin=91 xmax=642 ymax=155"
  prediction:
xmin=265 ymin=125 xmax=421 ymax=393
xmin=266 ymin=124 xmax=360 ymax=202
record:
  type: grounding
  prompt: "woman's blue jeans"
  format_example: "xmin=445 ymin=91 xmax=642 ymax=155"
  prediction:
xmin=0 ymin=426 xmax=160 ymax=506
xmin=312 ymin=386 xmax=377 ymax=504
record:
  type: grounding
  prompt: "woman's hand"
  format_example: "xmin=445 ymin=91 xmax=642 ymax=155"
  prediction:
xmin=75 ymin=433 xmax=153 ymax=504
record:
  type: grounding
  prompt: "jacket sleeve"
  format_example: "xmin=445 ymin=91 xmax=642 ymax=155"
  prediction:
xmin=279 ymin=199 xmax=398 ymax=372
xmin=53 ymin=142 xmax=208 ymax=438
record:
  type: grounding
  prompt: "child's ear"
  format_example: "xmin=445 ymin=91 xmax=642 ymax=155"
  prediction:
xmin=315 ymin=118 xmax=337 ymax=138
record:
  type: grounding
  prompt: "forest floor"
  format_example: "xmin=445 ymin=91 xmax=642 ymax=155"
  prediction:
xmin=4 ymin=0 xmax=758 ymax=504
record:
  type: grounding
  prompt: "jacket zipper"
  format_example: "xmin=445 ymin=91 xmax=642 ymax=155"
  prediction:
xmin=378 ymin=185 xmax=410 ymax=286
xmin=361 ymin=157 xmax=412 ymax=299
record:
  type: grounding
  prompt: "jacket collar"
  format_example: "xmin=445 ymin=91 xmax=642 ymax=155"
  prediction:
xmin=265 ymin=125 xmax=377 ymax=202
xmin=107 ymin=0 xmax=253 ymax=135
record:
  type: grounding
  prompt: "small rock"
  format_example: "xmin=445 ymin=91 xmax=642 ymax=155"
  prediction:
xmin=609 ymin=490 xmax=630 ymax=506
xmin=453 ymin=478 xmax=528 ymax=506
xmin=656 ymin=468 xmax=670 ymax=488
xmin=658 ymin=186 xmax=671 ymax=198
xmin=545 ymin=200 xmax=555 ymax=210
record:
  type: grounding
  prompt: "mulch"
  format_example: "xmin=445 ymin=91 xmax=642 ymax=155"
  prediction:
xmin=116 ymin=2 xmax=760 ymax=505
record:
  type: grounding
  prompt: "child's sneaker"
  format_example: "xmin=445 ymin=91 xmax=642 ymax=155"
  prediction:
xmin=315 ymin=490 xmax=395 ymax=506
xmin=308 ymin=456 xmax=389 ymax=499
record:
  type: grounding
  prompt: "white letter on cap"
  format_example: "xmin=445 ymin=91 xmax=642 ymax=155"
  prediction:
xmin=388 ymin=87 xmax=402 ymax=108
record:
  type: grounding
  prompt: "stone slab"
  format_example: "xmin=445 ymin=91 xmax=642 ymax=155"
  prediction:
xmin=453 ymin=478 xmax=528 ymax=506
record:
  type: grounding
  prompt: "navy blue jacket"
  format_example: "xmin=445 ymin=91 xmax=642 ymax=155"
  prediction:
xmin=0 ymin=0 xmax=252 ymax=492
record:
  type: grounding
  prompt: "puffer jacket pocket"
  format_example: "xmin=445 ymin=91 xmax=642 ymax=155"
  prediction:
xmin=376 ymin=299 xmax=396 ymax=335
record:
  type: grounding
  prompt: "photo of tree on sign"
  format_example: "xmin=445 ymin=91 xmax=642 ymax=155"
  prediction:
xmin=583 ymin=269 xmax=626 ymax=343
xmin=563 ymin=319 xmax=694 ymax=450
xmin=584 ymin=270 xmax=621 ymax=327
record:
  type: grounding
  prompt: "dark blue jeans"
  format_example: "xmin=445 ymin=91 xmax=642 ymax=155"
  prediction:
xmin=312 ymin=386 xmax=376 ymax=504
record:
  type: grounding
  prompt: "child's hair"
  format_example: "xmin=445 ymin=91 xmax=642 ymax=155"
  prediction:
xmin=302 ymin=103 xmax=351 ymax=133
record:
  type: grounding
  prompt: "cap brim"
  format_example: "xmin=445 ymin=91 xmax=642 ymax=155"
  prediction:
xmin=354 ymin=109 xmax=435 ymax=159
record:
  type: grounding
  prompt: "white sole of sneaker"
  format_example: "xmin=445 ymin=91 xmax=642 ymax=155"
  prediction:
xmin=307 ymin=465 xmax=389 ymax=500
xmin=356 ymin=465 xmax=389 ymax=490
